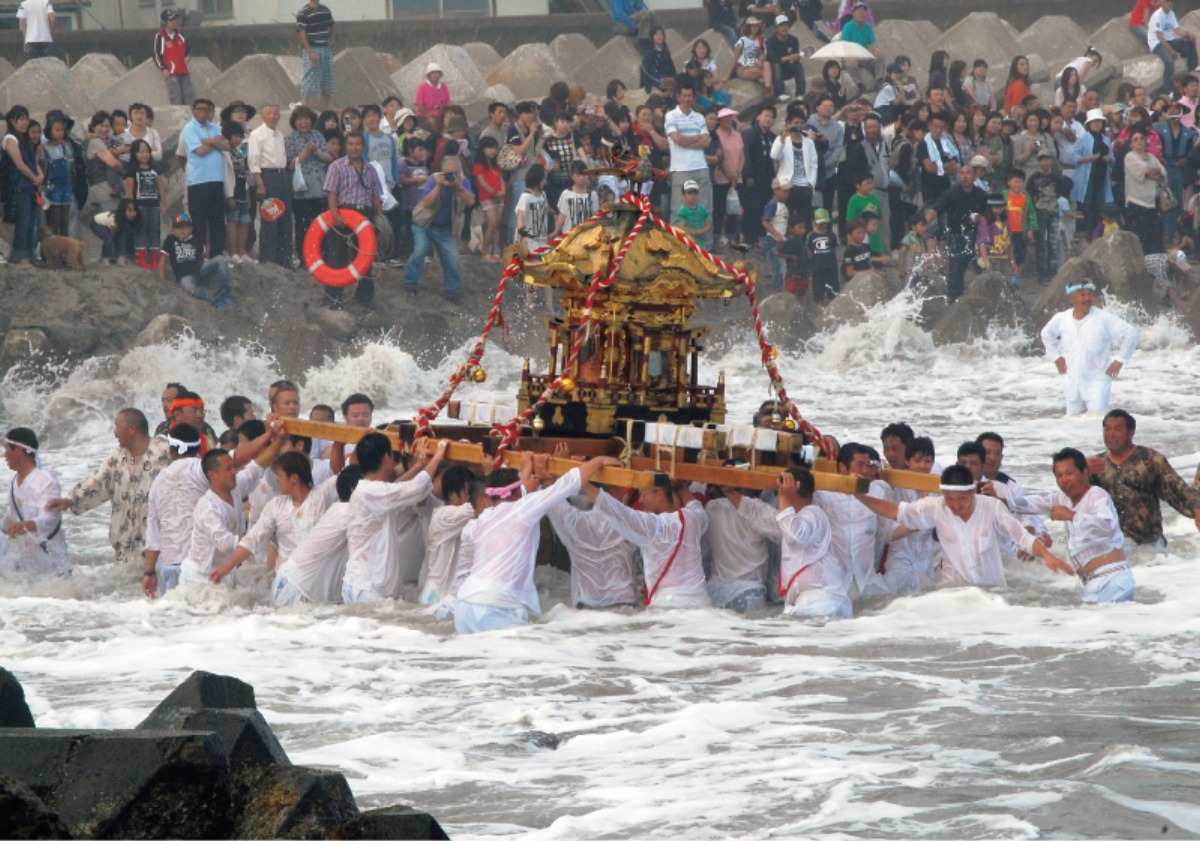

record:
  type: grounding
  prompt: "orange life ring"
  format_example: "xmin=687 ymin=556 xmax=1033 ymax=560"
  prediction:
xmin=304 ymin=210 xmax=377 ymax=288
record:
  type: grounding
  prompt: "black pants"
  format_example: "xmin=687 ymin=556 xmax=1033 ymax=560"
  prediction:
xmin=1124 ymin=202 xmax=1163 ymax=255
xmin=786 ymin=184 xmax=813 ymax=229
xmin=294 ymin=197 xmax=324 ymax=261
xmin=187 ymin=181 xmax=226 ymax=257
xmin=258 ymin=169 xmax=294 ymax=267
xmin=739 ymin=182 xmax=769 ymax=244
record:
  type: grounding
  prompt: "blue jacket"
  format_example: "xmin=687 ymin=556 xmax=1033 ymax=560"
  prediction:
xmin=640 ymin=45 xmax=677 ymax=93
xmin=612 ymin=0 xmax=647 ymax=29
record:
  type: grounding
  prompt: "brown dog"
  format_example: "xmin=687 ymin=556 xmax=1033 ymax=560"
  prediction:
xmin=38 ymin=226 xmax=86 ymax=271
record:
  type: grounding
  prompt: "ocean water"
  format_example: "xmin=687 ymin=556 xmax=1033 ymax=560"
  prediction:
xmin=3 ymin=291 xmax=1200 ymax=839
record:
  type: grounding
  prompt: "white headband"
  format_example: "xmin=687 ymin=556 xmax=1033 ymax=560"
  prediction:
xmin=939 ymin=483 xmax=976 ymax=492
xmin=4 ymin=437 xmax=37 ymax=454
xmin=166 ymin=435 xmax=200 ymax=455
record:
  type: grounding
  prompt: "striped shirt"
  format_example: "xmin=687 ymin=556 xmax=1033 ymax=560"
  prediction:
xmin=296 ymin=3 xmax=334 ymax=47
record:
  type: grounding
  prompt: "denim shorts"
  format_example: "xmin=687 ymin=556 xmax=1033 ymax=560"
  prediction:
xmin=225 ymin=199 xmax=250 ymax=224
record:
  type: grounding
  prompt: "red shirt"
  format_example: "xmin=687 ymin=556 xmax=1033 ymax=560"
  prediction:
xmin=472 ymin=163 xmax=503 ymax=201
xmin=1129 ymin=0 xmax=1160 ymax=27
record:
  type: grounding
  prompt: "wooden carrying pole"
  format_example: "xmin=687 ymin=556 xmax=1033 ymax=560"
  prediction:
xmin=627 ymin=457 xmax=867 ymax=495
xmin=811 ymin=457 xmax=942 ymax=493
xmin=280 ymin=419 xmax=662 ymax=490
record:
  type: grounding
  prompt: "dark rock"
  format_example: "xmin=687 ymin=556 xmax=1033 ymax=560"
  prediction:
xmin=932 ymin=272 xmax=1032 ymax=345
xmin=234 ymin=765 xmax=359 ymax=840
xmin=335 ymin=805 xmax=450 ymax=840
xmin=141 ymin=671 xmax=257 ymax=724
xmin=1031 ymin=233 xmax=1163 ymax=330
xmin=757 ymin=290 xmax=819 ymax=351
xmin=1181 ymin=281 xmax=1200 ymax=340
xmin=0 ymin=772 xmax=71 ymax=839
xmin=821 ymin=270 xmax=903 ymax=328
xmin=0 ymin=729 xmax=234 ymax=839
xmin=0 ymin=667 xmax=35 ymax=728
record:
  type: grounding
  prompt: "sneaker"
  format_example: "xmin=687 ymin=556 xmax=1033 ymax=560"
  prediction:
xmin=116 ymin=256 xmax=128 ymax=267
xmin=777 ymin=93 xmax=791 ymax=103
xmin=230 ymin=254 xmax=243 ymax=265
xmin=387 ymin=257 xmax=404 ymax=268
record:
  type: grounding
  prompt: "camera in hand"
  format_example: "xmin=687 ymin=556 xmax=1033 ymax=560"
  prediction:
xmin=444 ymin=172 xmax=456 ymax=183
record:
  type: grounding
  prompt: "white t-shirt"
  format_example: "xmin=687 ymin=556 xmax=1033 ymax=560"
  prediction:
xmin=17 ymin=0 xmax=54 ymax=44
xmin=1148 ymin=7 xmax=1180 ymax=49
xmin=664 ymin=106 xmax=709 ymax=172
xmin=515 ymin=190 xmax=549 ymax=246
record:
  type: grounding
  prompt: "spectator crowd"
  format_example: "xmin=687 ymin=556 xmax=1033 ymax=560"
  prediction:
xmin=1 ymin=0 xmax=1198 ymax=312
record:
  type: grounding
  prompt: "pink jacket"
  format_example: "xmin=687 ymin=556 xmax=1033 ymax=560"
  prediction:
xmin=415 ymin=80 xmax=451 ymax=121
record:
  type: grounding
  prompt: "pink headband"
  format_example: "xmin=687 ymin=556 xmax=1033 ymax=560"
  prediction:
xmin=484 ymin=479 xmax=524 ymax=499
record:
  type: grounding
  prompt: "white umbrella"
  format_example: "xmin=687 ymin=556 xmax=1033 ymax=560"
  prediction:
xmin=808 ymin=40 xmax=877 ymax=61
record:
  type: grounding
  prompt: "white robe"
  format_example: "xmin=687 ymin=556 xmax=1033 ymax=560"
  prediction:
xmin=179 ymin=463 xmax=264 ymax=584
xmin=459 ymin=469 xmax=583 ymax=614
xmin=2 ymin=468 xmax=69 ymax=578
xmin=704 ymin=496 xmax=781 ymax=607
xmin=1020 ymin=486 xmax=1124 ymax=572
xmin=593 ymin=494 xmax=711 ymax=609
xmin=419 ymin=502 xmax=474 ymax=606
xmin=815 ymin=481 xmax=887 ymax=600
xmin=343 ymin=473 xmax=433 ymax=599
xmin=241 ymin=476 xmax=338 ymax=571
xmin=281 ymin=502 xmax=350 ymax=604
xmin=776 ymin=504 xmax=845 ymax=617
xmin=870 ymin=485 xmax=936 ymax=596
xmin=145 ymin=458 xmax=209 ymax=570
xmin=897 ymin=495 xmax=1036 ymax=588
xmin=547 ymin=498 xmax=640 ymax=608
xmin=1040 ymin=307 xmax=1139 ymax=413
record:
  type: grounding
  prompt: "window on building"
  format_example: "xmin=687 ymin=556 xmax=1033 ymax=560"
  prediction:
xmin=201 ymin=0 xmax=234 ymax=17
xmin=138 ymin=0 xmax=157 ymax=8
xmin=392 ymin=0 xmax=489 ymax=17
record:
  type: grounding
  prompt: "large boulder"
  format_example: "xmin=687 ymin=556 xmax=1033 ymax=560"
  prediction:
xmin=93 ymin=58 xmax=169 ymax=112
xmin=277 ymin=55 xmax=305 ymax=90
xmin=393 ymin=44 xmax=488 ymax=109
xmin=874 ymin=20 xmax=934 ymax=87
xmin=334 ymin=47 xmax=402 ymax=110
xmin=69 ymin=53 xmax=128 ymax=100
xmin=134 ymin=314 xmax=191 ymax=347
xmin=235 ymin=766 xmax=358 ymax=840
xmin=210 ymin=55 xmax=300 ymax=113
xmin=933 ymin=13 xmax=1022 ymax=80
xmin=1180 ymin=271 xmax=1200 ymax=339
xmin=485 ymin=43 xmax=565 ymax=101
xmin=0 ymin=729 xmax=235 ymax=839
xmin=0 ymin=667 xmax=35 ymax=728
xmin=757 ymin=289 xmax=820 ymax=350
xmin=1030 ymin=232 xmax=1161 ymax=329
xmin=1019 ymin=16 xmax=1089 ymax=72
xmin=931 ymin=272 xmax=1032 ymax=345
xmin=549 ymin=33 xmax=596 ymax=75
xmin=376 ymin=51 xmax=402 ymax=77
xmin=0 ymin=58 xmax=94 ymax=124
xmin=1122 ymin=53 xmax=1170 ymax=94
xmin=0 ymin=56 xmax=15 ymax=86
xmin=821 ymin=270 xmax=904 ymax=328
xmin=1089 ymin=16 xmax=1150 ymax=65
xmin=335 ymin=805 xmax=450 ymax=840
xmin=462 ymin=42 xmax=503 ymax=75
xmin=575 ymin=36 xmax=644 ymax=102
xmin=0 ymin=328 xmax=53 ymax=372
xmin=187 ymin=56 xmax=223 ymax=97
xmin=0 ymin=773 xmax=71 ymax=839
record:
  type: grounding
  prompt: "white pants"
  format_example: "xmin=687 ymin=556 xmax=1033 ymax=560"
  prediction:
xmin=1081 ymin=562 xmax=1135 ymax=603
xmin=272 ymin=575 xmax=308 ymax=607
xmin=454 ymin=600 xmax=530 ymax=634
xmin=784 ymin=588 xmax=853 ymax=619
xmin=1064 ymin=372 xmax=1112 ymax=414
xmin=342 ymin=582 xmax=387 ymax=604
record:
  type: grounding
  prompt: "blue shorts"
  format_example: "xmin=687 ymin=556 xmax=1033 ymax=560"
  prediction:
xmin=225 ymin=199 xmax=250 ymax=224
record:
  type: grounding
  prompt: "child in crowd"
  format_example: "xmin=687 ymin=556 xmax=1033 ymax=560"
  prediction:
xmin=415 ymin=63 xmax=452 ymax=127
xmin=41 ymin=115 xmax=74 ymax=237
xmin=860 ymin=212 xmax=891 ymax=266
xmin=777 ymin=217 xmax=811 ymax=299
xmin=1026 ymin=150 xmax=1062 ymax=284
xmin=762 ymin=178 xmax=791 ymax=287
xmin=674 ymin=179 xmax=712 ymax=248
xmin=472 ymin=136 xmax=506 ymax=262
xmin=807 ymin=207 xmax=839 ymax=302
xmin=543 ymin=111 xmax=578 ymax=214
xmin=1094 ymin=203 xmax=1121 ymax=240
xmin=845 ymin=173 xmax=882 ymax=254
xmin=977 ymin=192 xmax=1018 ymax=286
xmin=160 ymin=212 xmax=234 ymax=308
xmin=517 ymin=164 xmax=552 ymax=309
xmin=841 ymin=218 xmax=875 ymax=281
xmin=125 ymin=139 xmax=164 ymax=268
xmin=898 ymin=213 xmax=932 ymax=288
xmin=555 ymin=160 xmax=598 ymax=237
xmin=1003 ymin=167 xmax=1034 ymax=279
xmin=222 ymin=121 xmax=252 ymax=264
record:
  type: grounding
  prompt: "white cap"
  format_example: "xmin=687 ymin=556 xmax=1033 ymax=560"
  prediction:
xmin=775 ymin=14 xmax=789 ymax=25
xmin=683 ymin=179 xmax=700 ymax=192
xmin=426 ymin=62 xmax=443 ymax=75
xmin=1084 ymin=107 xmax=1105 ymax=125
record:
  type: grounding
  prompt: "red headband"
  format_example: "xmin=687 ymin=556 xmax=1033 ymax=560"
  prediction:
xmin=170 ymin=398 xmax=205 ymax=412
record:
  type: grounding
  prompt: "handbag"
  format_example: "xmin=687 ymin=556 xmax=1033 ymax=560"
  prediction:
xmin=412 ymin=190 xmax=442 ymax=228
xmin=291 ymin=164 xmax=307 ymax=194
xmin=1156 ymin=179 xmax=1178 ymax=213
xmin=498 ymin=144 xmax=522 ymax=171
xmin=726 ymin=189 xmax=742 ymax=216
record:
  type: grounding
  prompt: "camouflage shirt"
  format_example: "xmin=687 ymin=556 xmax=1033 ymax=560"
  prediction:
xmin=1090 ymin=446 xmax=1199 ymax=545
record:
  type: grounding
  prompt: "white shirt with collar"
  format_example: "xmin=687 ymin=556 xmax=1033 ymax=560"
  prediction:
xmin=248 ymin=122 xmax=288 ymax=173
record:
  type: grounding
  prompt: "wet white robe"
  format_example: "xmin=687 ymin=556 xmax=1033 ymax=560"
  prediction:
xmin=547 ymin=498 xmax=640 ymax=608
xmin=2 ymin=468 xmax=69 ymax=578
xmin=1040 ymin=307 xmax=1139 ymax=414
xmin=704 ymin=496 xmax=781 ymax=607
xmin=897 ymin=495 xmax=1036 ymax=588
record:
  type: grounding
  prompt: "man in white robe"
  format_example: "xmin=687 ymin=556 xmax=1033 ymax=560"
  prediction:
xmin=814 ymin=443 xmax=890 ymax=601
xmin=775 ymin=468 xmax=844 ymax=619
xmin=704 ymin=478 xmax=781 ymax=611
xmin=420 ymin=465 xmax=475 ymax=606
xmin=281 ymin=466 xmax=363 ymax=606
xmin=1020 ymin=448 xmax=1133 ymax=603
xmin=2 ymin=428 xmax=69 ymax=578
xmin=143 ymin=424 xmax=208 ymax=596
xmin=855 ymin=465 xmax=1073 ymax=588
xmin=1040 ymin=281 xmax=1139 ymax=415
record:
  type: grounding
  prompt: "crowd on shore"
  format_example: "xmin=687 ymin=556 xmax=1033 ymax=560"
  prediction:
xmin=3 ymin=375 xmax=1199 ymax=630
xmin=1 ymin=0 xmax=1198 ymax=311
